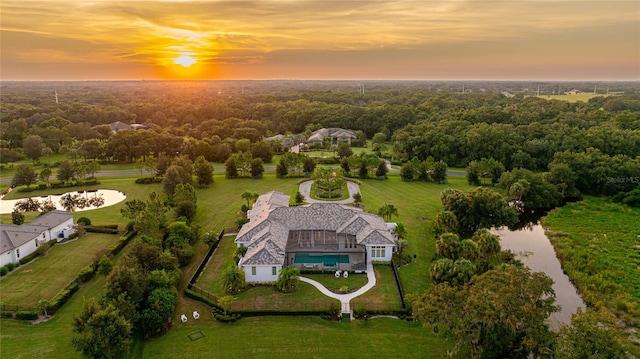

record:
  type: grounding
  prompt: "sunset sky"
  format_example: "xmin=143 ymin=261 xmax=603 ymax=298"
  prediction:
xmin=1 ymin=0 xmax=638 ymax=81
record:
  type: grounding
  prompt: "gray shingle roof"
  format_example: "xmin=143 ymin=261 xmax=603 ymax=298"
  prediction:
xmin=0 ymin=210 xmax=73 ymax=254
xmin=236 ymin=191 xmax=395 ymax=266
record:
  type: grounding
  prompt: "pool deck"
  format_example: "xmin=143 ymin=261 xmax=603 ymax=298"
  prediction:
xmin=299 ymin=262 xmax=376 ymax=320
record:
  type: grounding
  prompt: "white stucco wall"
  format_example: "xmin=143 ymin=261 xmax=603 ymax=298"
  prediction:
xmin=48 ymin=218 xmax=74 ymax=241
xmin=0 ymin=237 xmax=41 ymax=267
xmin=365 ymin=244 xmax=394 ymax=262
xmin=243 ymin=265 xmax=281 ymax=283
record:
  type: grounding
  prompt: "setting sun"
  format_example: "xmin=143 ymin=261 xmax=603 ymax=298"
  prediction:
xmin=174 ymin=54 xmax=197 ymax=68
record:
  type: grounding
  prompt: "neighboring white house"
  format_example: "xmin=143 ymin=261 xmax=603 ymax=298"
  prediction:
xmin=235 ymin=191 xmax=397 ymax=283
xmin=109 ymin=121 xmax=148 ymax=133
xmin=307 ymin=128 xmax=356 ymax=147
xmin=0 ymin=210 xmax=74 ymax=267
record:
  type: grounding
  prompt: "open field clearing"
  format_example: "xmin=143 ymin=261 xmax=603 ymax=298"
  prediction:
xmin=0 ymin=233 xmax=119 ymax=307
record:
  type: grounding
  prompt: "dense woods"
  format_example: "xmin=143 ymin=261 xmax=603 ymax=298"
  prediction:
xmin=2 ymin=81 xmax=639 ymax=169
xmin=3 ymin=80 xmax=639 ymax=357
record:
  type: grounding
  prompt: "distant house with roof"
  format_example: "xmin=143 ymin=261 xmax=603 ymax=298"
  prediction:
xmin=109 ymin=121 xmax=148 ymax=133
xmin=307 ymin=128 xmax=356 ymax=147
xmin=0 ymin=210 xmax=74 ymax=266
xmin=235 ymin=191 xmax=397 ymax=283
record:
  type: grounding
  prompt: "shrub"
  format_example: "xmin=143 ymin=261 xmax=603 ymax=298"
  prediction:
xmin=85 ymin=226 xmax=118 ymax=234
xmin=97 ymin=255 xmax=113 ymax=276
xmin=37 ymin=183 xmax=47 ymax=190
xmin=19 ymin=252 xmax=40 ymax=265
xmin=17 ymin=187 xmax=37 ymax=193
xmin=0 ymin=267 xmax=8 ymax=276
xmin=77 ymin=217 xmax=92 ymax=225
xmin=15 ymin=311 xmax=38 ymax=320
xmin=78 ymin=266 xmax=95 ymax=283
xmin=49 ymin=281 xmax=79 ymax=314
xmin=0 ymin=311 xmax=14 ymax=318
xmin=6 ymin=262 xmax=16 ymax=271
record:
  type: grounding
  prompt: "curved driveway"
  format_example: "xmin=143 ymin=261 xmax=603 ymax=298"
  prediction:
xmin=297 ymin=180 xmax=360 ymax=204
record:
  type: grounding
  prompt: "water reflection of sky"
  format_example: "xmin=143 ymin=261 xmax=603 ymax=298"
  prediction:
xmin=492 ymin=223 xmax=586 ymax=329
xmin=0 ymin=189 xmax=126 ymax=214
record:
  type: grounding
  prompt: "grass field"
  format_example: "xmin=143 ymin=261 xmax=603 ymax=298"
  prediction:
xmin=357 ymin=174 xmax=472 ymax=295
xmin=141 ymin=316 xmax=453 ymax=359
xmin=537 ymin=93 xmax=610 ymax=103
xmin=542 ymin=197 xmax=640 ymax=317
xmin=1 ymin=170 xmax=467 ymax=358
xmin=0 ymin=233 xmax=120 ymax=307
xmin=304 ymin=272 xmax=369 ymax=293
xmin=351 ymin=265 xmax=403 ymax=311
xmin=0 ymin=275 xmax=107 ymax=359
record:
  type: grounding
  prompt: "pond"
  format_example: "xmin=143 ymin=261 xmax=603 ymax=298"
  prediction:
xmin=0 ymin=189 xmax=127 ymax=214
xmin=492 ymin=222 xmax=586 ymax=329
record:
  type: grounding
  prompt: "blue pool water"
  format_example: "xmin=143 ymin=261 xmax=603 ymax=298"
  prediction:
xmin=294 ymin=253 xmax=349 ymax=266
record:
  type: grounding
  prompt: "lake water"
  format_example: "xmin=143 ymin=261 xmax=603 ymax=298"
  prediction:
xmin=492 ymin=223 xmax=586 ymax=329
xmin=0 ymin=189 xmax=127 ymax=214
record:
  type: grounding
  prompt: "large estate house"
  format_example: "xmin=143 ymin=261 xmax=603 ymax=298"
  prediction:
xmin=235 ymin=191 xmax=397 ymax=283
xmin=0 ymin=210 xmax=74 ymax=267
xmin=307 ymin=128 xmax=356 ymax=147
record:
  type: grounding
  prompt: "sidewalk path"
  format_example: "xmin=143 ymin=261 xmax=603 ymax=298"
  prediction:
xmin=299 ymin=262 xmax=376 ymax=318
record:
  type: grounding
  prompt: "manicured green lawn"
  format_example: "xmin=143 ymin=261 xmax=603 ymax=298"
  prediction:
xmin=194 ymin=173 xmax=302 ymax=232
xmin=0 ymin=273 xmax=107 ymax=359
xmin=304 ymin=272 xmax=369 ymax=293
xmin=352 ymin=265 xmax=403 ymax=311
xmin=142 ymin=316 xmax=452 ymax=359
xmin=230 ymin=283 xmax=339 ymax=312
xmin=358 ymin=174 xmax=472 ymax=295
xmin=0 ymin=233 xmax=119 ymax=307
xmin=542 ymin=197 xmax=640 ymax=314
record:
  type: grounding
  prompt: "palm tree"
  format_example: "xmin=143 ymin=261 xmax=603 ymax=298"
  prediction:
xmin=241 ymin=190 xmax=259 ymax=209
xmin=472 ymin=228 xmax=501 ymax=258
xmin=435 ymin=232 xmax=461 ymax=259
xmin=275 ymin=266 xmax=300 ymax=292
xmin=222 ymin=265 xmax=245 ymax=294
xmin=429 ymin=258 xmax=454 ymax=284
xmin=433 ymin=210 xmax=459 ymax=236
xmin=392 ymin=222 xmax=407 ymax=239
xmin=451 ymin=259 xmax=476 ymax=286
xmin=377 ymin=203 xmax=398 ymax=222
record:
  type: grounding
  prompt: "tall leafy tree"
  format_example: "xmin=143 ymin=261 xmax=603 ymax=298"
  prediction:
xmin=194 ymin=155 xmax=213 ymax=188
xmin=72 ymin=301 xmax=132 ymax=359
xmin=22 ymin=134 xmax=45 ymax=162
xmin=555 ymin=308 xmax=630 ymax=359
xmin=441 ymin=188 xmax=517 ymax=233
xmin=415 ymin=265 xmax=558 ymax=359
xmin=57 ymin=160 xmax=75 ymax=182
xmin=11 ymin=164 xmax=37 ymax=187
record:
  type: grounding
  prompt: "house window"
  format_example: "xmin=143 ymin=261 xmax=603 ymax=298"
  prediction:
xmin=16 ymin=248 xmax=20 ymax=258
xmin=35 ymin=239 xmax=38 ymax=247
xmin=371 ymin=246 xmax=386 ymax=258
xmin=251 ymin=266 xmax=256 ymax=275
xmin=272 ymin=267 xmax=277 ymax=276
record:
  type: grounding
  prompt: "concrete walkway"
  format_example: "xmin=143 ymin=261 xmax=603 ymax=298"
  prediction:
xmin=297 ymin=180 xmax=360 ymax=204
xmin=299 ymin=262 xmax=376 ymax=319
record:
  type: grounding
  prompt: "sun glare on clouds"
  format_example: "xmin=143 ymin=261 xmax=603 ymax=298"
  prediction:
xmin=174 ymin=54 xmax=196 ymax=67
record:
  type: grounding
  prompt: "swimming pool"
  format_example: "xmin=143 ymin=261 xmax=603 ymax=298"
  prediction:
xmin=294 ymin=253 xmax=349 ymax=267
